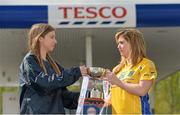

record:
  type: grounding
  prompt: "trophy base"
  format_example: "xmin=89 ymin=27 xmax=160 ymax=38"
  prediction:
xmin=83 ymin=98 xmax=104 ymax=114
xmin=84 ymin=98 xmax=104 ymax=108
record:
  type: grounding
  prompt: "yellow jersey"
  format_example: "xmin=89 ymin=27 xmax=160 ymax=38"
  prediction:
xmin=111 ymin=58 xmax=157 ymax=114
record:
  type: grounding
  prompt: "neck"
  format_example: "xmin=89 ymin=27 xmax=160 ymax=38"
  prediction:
xmin=125 ymin=58 xmax=131 ymax=66
xmin=40 ymin=47 xmax=47 ymax=60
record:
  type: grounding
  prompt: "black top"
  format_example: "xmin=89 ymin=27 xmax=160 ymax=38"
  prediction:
xmin=19 ymin=52 xmax=82 ymax=114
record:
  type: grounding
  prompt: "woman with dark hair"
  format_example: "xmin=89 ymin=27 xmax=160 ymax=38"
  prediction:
xmin=19 ymin=23 xmax=87 ymax=114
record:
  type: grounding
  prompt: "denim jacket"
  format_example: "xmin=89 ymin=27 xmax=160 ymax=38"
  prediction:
xmin=19 ymin=52 xmax=81 ymax=114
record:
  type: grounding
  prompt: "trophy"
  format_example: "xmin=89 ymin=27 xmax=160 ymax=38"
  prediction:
xmin=77 ymin=67 xmax=109 ymax=114
xmin=83 ymin=67 xmax=107 ymax=108
xmin=87 ymin=67 xmax=106 ymax=79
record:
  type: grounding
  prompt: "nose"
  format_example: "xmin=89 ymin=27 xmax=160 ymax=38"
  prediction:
xmin=54 ymin=38 xmax=57 ymax=44
xmin=117 ymin=44 xmax=121 ymax=49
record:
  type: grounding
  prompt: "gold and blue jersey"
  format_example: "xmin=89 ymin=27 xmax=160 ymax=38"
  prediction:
xmin=111 ymin=58 xmax=157 ymax=114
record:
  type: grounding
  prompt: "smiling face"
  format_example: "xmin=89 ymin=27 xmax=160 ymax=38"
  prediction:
xmin=39 ymin=31 xmax=57 ymax=53
xmin=117 ymin=35 xmax=131 ymax=59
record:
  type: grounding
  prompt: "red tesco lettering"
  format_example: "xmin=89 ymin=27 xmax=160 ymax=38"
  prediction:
xmin=58 ymin=6 xmax=127 ymax=19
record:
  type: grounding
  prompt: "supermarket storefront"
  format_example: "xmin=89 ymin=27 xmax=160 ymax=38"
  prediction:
xmin=0 ymin=0 xmax=180 ymax=113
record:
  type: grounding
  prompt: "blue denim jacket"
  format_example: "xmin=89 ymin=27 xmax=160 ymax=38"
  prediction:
xmin=19 ymin=52 xmax=81 ymax=114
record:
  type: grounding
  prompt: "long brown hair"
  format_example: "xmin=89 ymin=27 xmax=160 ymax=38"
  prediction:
xmin=113 ymin=29 xmax=147 ymax=74
xmin=28 ymin=23 xmax=61 ymax=75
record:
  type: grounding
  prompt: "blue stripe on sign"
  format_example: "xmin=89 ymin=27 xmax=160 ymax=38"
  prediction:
xmin=73 ymin=21 xmax=84 ymax=25
xmin=115 ymin=21 xmax=125 ymax=24
xmin=59 ymin=21 xmax=70 ymax=25
xmin=0 ymin=6 xmax=48 ymax=28
xmin=87 ymin=21 xmax=98 ymax=25
xmin=101 ymin=21 xmax=111 ymax=24
xmin=136 ymin=4 xmax=180 ymax=27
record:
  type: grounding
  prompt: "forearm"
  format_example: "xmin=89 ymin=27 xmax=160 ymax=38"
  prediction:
xmin=34 ymin=70 xmax=81 ymax=90
xmin=116 ymin=81 xmax=145 ymax=96
xmin=115 ymin=80 xmax=152 ymax=96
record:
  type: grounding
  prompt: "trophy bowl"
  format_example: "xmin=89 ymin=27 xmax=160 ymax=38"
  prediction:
xmin=87 ymin=67 xmax=106 ymax=78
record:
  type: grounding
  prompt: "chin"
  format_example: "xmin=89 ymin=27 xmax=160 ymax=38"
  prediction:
xmin=48 ymin=49 xmax=54 ymax=52
xmin=120 ymin=53 xmax=124 ymax=56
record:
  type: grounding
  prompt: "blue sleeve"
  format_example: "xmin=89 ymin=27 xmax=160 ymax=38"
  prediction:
xmin=21 ymin=55 xmax=81 ymax=92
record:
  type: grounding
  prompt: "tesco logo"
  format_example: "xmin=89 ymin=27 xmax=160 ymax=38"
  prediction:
xmin=58 ymin=6 xmax=127 ymax=19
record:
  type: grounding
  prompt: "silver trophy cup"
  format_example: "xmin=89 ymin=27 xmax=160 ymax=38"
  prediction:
xmin=87 ymin=67 xmax=106 ymax=78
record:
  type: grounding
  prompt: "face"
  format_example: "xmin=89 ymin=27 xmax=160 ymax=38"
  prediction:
xmin=117 ymin=35 xmax=131 ymax=58
xmin=39 ymin=31 xmax=57 ymax=53
xmin=87 ymin=107 xmax=96 ymax=115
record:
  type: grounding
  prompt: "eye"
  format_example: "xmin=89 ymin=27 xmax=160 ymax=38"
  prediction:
xmin=117 ymin=41 xmax=123 ymax=45
xmin=120 ymin=41 xmax=124 ymax=44
xmin=50 ymin=36 xmax=55 ymax=39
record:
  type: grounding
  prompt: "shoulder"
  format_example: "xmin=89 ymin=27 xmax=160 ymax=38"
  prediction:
xmin=21 ymin=52 xmax=39 ymax=67
xmin=20 ymin=52 xmax=43 ymax=73
xmin=140 ymin=58 xmax=155 ymax=66
xmin=23 ymin=52 xmax=35 ymax=60
xmin=139 ymin=58 xmax=156 ymax=70
xmin=139 ymin=58 xmax=158 ymax=80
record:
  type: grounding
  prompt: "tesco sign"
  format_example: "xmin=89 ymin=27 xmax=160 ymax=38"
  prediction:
xmin=48 ymin=5 xmax=136 ymax=28
xmin=58 ymin=6 xmax=127 ymax=19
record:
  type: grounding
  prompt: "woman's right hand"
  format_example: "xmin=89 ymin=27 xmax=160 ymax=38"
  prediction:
xmin=102 ymin=70 xmax=120 ymax=85
xmin=79 ymin=65 xmax=88 ymax=76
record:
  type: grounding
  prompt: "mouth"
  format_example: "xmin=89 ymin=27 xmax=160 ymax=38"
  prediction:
xmin=119 ymin=49 xmax=123 ymax=53
xmin=52 ymin=44 xmax=56 ymax=48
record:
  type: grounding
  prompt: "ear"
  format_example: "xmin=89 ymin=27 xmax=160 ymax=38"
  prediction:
xmin=38 ymin=36 xmax=44 ymax=42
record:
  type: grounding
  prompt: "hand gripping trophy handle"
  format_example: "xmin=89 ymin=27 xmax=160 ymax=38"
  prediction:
xmin=87 ymin=67 xmax=106 ymax=78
